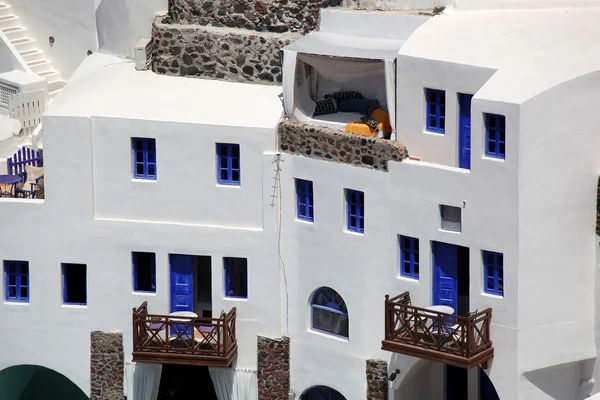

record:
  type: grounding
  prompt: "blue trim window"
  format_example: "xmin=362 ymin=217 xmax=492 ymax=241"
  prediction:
xmin=311 ymin=287 xmax=349 ymax=338
xmin=296 ymin=179 xmax=314 ymax=222
xmin=483 ymin=251 xmax=503 ymax=296
xmin=62 ymin=263 xmax=87 ymax=305
xmin=346 ymin=189 xmax=364 ymax=234
xmin=4 ymin=261 xmax=29 ymax=302
xmin=426 ymin=89 xmax=446 ymax=134
xmin=224 ymin=257 xmax=247 ymax=299
xmin=400 ymin=236 xmax=419 ymax=279
xmin=301 ymin=386 xmax=347 ymax=400
xmin=132 ymin=252 xmax=156 ymax=293
xmin=217 ymin=143 xmax=241 ymax=185
xmin=485 ymin=114 xmax=506 ymax=159
xmin=132 ymin=138 xmax=156 ymax=180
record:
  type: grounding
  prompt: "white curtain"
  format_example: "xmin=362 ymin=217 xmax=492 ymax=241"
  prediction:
xmin=384 ymin=59 xmax=397 ymax=140
xmin=282 ymin=50 xmax=297 ymax=120
xmin=127 ymin=362 xmax=162 ymax=400
xmin=209 ymin=367 xmax=258 ymax=400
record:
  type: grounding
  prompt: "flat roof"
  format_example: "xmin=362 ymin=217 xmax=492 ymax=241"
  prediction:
xmin=46 ymin=54 xmax=284 ymax=129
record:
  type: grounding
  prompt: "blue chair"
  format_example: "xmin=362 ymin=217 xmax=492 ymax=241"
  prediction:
xmin=15 ymin=172 xmax=44 ymax=199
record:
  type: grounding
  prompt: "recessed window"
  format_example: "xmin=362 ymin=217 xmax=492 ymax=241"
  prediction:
xmin=346 ymin=189 xmax=364 ymax=234
xmin=311 ymin=287 xmax=349 ymax=338
xmin=296 ymin=179 xmax=314 ymax=222
xmin=485 ymin=114 xmax=506 ymax=159
xmin=483 ymin=251 xmax=503 ymax=296
xmin=399 ymin=236 xmax=419 ymax=280
xmin=4 ymin=261 xmax=29 ymax=303
xmin=426 ymin=88 xmax=446 ymax=134
xmin=216 ymin=143 xmax=241 ymax=185
xmin=132 ymin=252 xmax=156 ymax=293
xmin=132 ymin=138 xmax=156 ymax=180
xmin=224 ymin=257 xmax=247 ymax=299
xmin=62 ymin=263 xmax=87 ymax=305
xmin=440 ymin=205 xmax=461 ymax=232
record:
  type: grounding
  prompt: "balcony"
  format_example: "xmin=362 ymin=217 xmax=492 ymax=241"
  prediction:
xmin=381 ymin=292 xmax=493 ymax=368
xmin=132 ymin=302 xmax=238 ymax=367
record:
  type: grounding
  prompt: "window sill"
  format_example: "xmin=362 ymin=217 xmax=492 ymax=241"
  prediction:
xmin=308 ymin=329 xmax=349 ymax=343
xmin=481 ymin=292 xmax=504 ymax=300
xmin=216 ymin=183 xmax=241 ymax=188
xmin=133 ymin=291 xmax=157 ymax=296
xmin=62 ymin=303 xmax=87 ymax=308
xmin=132 ymin=178 xmax=157 ymax=183
xmin=482 ymin=156 xmax=505 ymax=163
xmin=423 ymin=130 xmax=445 ymax=136
xmin=296 ymin=218 xmax=314 ymax=225
xmin=345 ymin=229 xmax=364 ymax=236
xmin=439 ymin=228 xmax=462 ymax=234
xmin=4 ymin=300 xmax=29 ymax=306
xmin=398 ymin=275 xmax=420 ymax=283
xmin=224 ymin=296 xmax=248 ymax=302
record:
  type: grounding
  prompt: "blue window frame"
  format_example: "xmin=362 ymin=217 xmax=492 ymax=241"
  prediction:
xmin=483 ymin=251 xmax=503 ymax=296
xmin=426 ymin=89 xmax=446 ymax=134
xmin=346 ymin=189 xmax=364 ymax=234
xmin=485 ymin=114 xmax=506 ymax=159
xmin=4 ymin=261 xmax=29 ymax=302
xmin=216 ymin=143 xmax=241 ymax=185
xmin=132 ymin=138 xmax=156 ymax=180
xmin=62 ymin=263 xmax=87 ymax=305
xmin=224 ymin=257 xmax=247 ymax=299
xmin=400 ymin=236 xmax=419 ymax=279
xmin=132 ymin=252 xmax=156 ymax=293
xmin=296 ymin=179 xmax=314 ymax=222
xmin=301 ymin=386 xmax=347 ymax=400
xmin=311 ymin=287 xmax=349 ymax=338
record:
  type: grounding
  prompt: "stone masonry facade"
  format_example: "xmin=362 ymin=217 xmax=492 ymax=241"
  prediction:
xmin=278 ymin=121 xmax=409 ymax=171
xmin=366 ymin=359 xmax=388 ymax=400
xmin=257 ymin=336 xmax=290 ymax=400
xmin=153 ymin=18 xmax=297 ymax=84
xmin=90 ymin=331 xmax=124 ymax=400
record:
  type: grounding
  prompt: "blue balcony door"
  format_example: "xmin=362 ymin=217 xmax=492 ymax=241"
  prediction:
xmin=458 ymin=93 xmax=473 ymax=170
xmin=433 ymin=241 xmax=458 ymax=314
xmin=170 ymin=254 xmax=194 ymax=313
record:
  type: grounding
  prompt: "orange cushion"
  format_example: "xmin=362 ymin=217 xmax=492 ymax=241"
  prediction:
xmin=370 ymin=108 xmax=392 ymax=132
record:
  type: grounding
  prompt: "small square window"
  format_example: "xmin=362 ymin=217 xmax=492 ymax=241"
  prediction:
xmin=4 ymin=261 xmax=29 ymax=303
xmin=483 ymin=251 xmax=504 ymax=296
xmin=131 ymin=138 xmax=157 ymax=180
xmin=132 ymin=252 xmax=156 ymax=293
xmin=296 ymin=179 xmax=314 ymax=222
xmin=485 ymin=114 xmax=506 ymax=160
xmin=425 ymin=88 xmax=446 ymax=134
xmin=346 ymin=189 xmax=365 ymax=234
xmin=440 ymin=205 xmax=461 ymax=232
xmin=224 ymin=257 xmax=247 ymax=299
xmin=216 ymin=143 xmax=241 ymax=185
xmin=62 ymin=263 xmax=87 ymax=305
xmin=399 ymin=236 xmax=419 ymax=279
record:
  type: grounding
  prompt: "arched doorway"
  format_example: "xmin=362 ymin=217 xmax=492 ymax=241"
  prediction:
xmin=0 ymin=365 xmax=88 ymax=400
xmin=479 ymin=368 xmax=500 ymax=400
xmin=300 ymin=386 xmax=347 ymax=400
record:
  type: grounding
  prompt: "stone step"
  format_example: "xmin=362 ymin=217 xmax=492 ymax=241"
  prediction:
xmin=0 ymin=4 xmax=11 ymax=18
xmin=0 ymin=14 xmax=18 ymax=30
xmin=11 ymin=37 xmax=35 ymax=52
xmin=27 ymin=59 xmax=52 ymax=74
xmin=47 ymin=80 xmax=65 ymax=92
xmin=38 ymin=70 xmax=60 ymax=82
xmin=19 ymin=49 xmax=43 ymax=62
xmin=2 ymin=25 xmax=26 ymax=40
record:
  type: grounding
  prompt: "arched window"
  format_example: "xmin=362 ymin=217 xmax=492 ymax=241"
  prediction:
xmin=301 ymin=386 xmax=347 ymax=400
xmin=311 ymin=287 xmax=348 ymax=338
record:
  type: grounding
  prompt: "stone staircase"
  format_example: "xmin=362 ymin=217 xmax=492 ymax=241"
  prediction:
xmin=0 ymin=2 xmax=66 ymax=99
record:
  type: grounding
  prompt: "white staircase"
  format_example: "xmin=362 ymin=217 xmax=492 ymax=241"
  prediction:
xmin=0 ymin=3 xmax=66 ymax=99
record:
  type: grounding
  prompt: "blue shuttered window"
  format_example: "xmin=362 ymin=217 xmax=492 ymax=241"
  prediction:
xmin=483 ymin=251 xmax=503 ymax=296
xmin=5 ymin=261 xmax=29 ymax=302
xmin=311 ymin=287 xmax=349 ymax=339
xmin=346 ymin=189 xmax=364 ymax=234
xmin=485 ymin=114 xmax=506 ymax=159
xmin=400 ymin=236 xmax=419 ymax=279
xmin=296 ymin=179 xmax=314 ymax=222
xmin=426 ymin=89 xmax=446 ymax=134
xmin=132 ymin=252 xmax=156 ymax=293
xmin=132 ymin=138 xmax=157 ymax=180
xmin=224 ymin=257 xmax=248 ymax=299
xmin=216 ymin=143 xmax=241 ymax=185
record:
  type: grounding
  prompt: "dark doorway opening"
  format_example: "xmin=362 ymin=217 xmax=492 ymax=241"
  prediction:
xmin=446 ymin=365 xmax=468 ymax=400
xmin=157 ymin=364 xmax=217 ymax=400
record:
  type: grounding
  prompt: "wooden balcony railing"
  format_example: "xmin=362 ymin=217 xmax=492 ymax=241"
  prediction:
xmin=381 ymin=292 xmax=493 ymax=368
xmin=132 ymin=302 xmax=237 ymax=367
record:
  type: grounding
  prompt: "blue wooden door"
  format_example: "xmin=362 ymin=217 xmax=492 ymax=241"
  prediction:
xmin=458 ymin=94 xmax=473 ymax=169
xmin=433 ymin=242 xmax=458 ymax=313
xmin=170 ymin=254 xmax=194 ymax=313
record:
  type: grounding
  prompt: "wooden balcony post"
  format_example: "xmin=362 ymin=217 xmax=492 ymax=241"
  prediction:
xmin=223 ymin=315 xmax=229 ymax=356
xmin=132 ymin=307 xmax=138 ymax=352
xmin=384 ymin=295 xmax=390 ymax=340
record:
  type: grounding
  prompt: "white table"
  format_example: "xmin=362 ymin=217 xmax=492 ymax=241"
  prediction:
xmin=169 ymin=311 xmax=198 ymax=322
xmin=423 ymin=305 xmax=454 ymax=315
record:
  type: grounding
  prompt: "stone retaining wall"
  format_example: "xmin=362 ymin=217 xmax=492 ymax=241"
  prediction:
xmin=170 ymin=0 xmax=343 ymax=33
xmin=366 ymin=359 xmax=388 ymax=400
xmin=90 ymin=331 xmax=124 ymax=400
xmin=153 ymin=18 xmax=297 ymax=84
xmin=278 ymin=121 xmax=408 ymax=171
xmin=257 ymin=336 xmax=290 ymax=400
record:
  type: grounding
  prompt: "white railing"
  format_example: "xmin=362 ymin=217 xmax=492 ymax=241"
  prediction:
xmin=8 ymin=90 xmax=45 ymax=136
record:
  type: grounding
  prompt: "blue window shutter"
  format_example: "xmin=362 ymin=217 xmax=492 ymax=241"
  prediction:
xmin=346 ymin=189 xmax=365 ymax=234
xmin=399 ymin=236 xmax=419 ymax=279
xmin=425 ymin=89 xmax=446 ymax=134
xmin=217 ymin=143 xmax=241 ymax=185
xmin=132 ymin=138 xmax=157 ymax=180
xmin=485 ymin=114 xmax=506 ymax=159
xmin=296 ymin=179 xmax=314 ymax=222
xmin=483 ymin=250 xmax=504 ymax=296
xmin=4 ymin=261 xmax=29 ymax=302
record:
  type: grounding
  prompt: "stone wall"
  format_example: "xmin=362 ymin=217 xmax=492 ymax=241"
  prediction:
xmin=366 ymin=359 xmax=388 ymax=400
xmin=90 ymin=331 xmax=124 ymax=400
xmin=170 ymin=0 xmax=343 ymax=33
xmin=153 ymin=18 xmax=297 ymax=84
xmin=257 ymin=336 xmax=290 ymax=400
xmin=278 ymin=121 xmax=409 ymax=171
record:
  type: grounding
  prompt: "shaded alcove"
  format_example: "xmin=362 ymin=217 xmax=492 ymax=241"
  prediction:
xmin=0 ymin=365 xmax=88 ymax=400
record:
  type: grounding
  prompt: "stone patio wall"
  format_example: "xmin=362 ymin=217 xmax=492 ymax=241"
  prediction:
xmin=366 ymin=359 xmax=388 ymax=400
xmin=90 ymin=331 xmax=124 ymax=400
xmin=278 ymin=121 xmax=409 ymax=171
xmin=257 ymin=336 xmax=290 ymax=400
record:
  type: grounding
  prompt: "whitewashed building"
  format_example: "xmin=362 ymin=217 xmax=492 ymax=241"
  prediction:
xmin=0 ymin=1 xmax=600 ymax=400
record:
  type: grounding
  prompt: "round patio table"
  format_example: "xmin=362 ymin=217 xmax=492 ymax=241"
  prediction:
xmin=0 ymin=174 xmax=22 ymax=197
